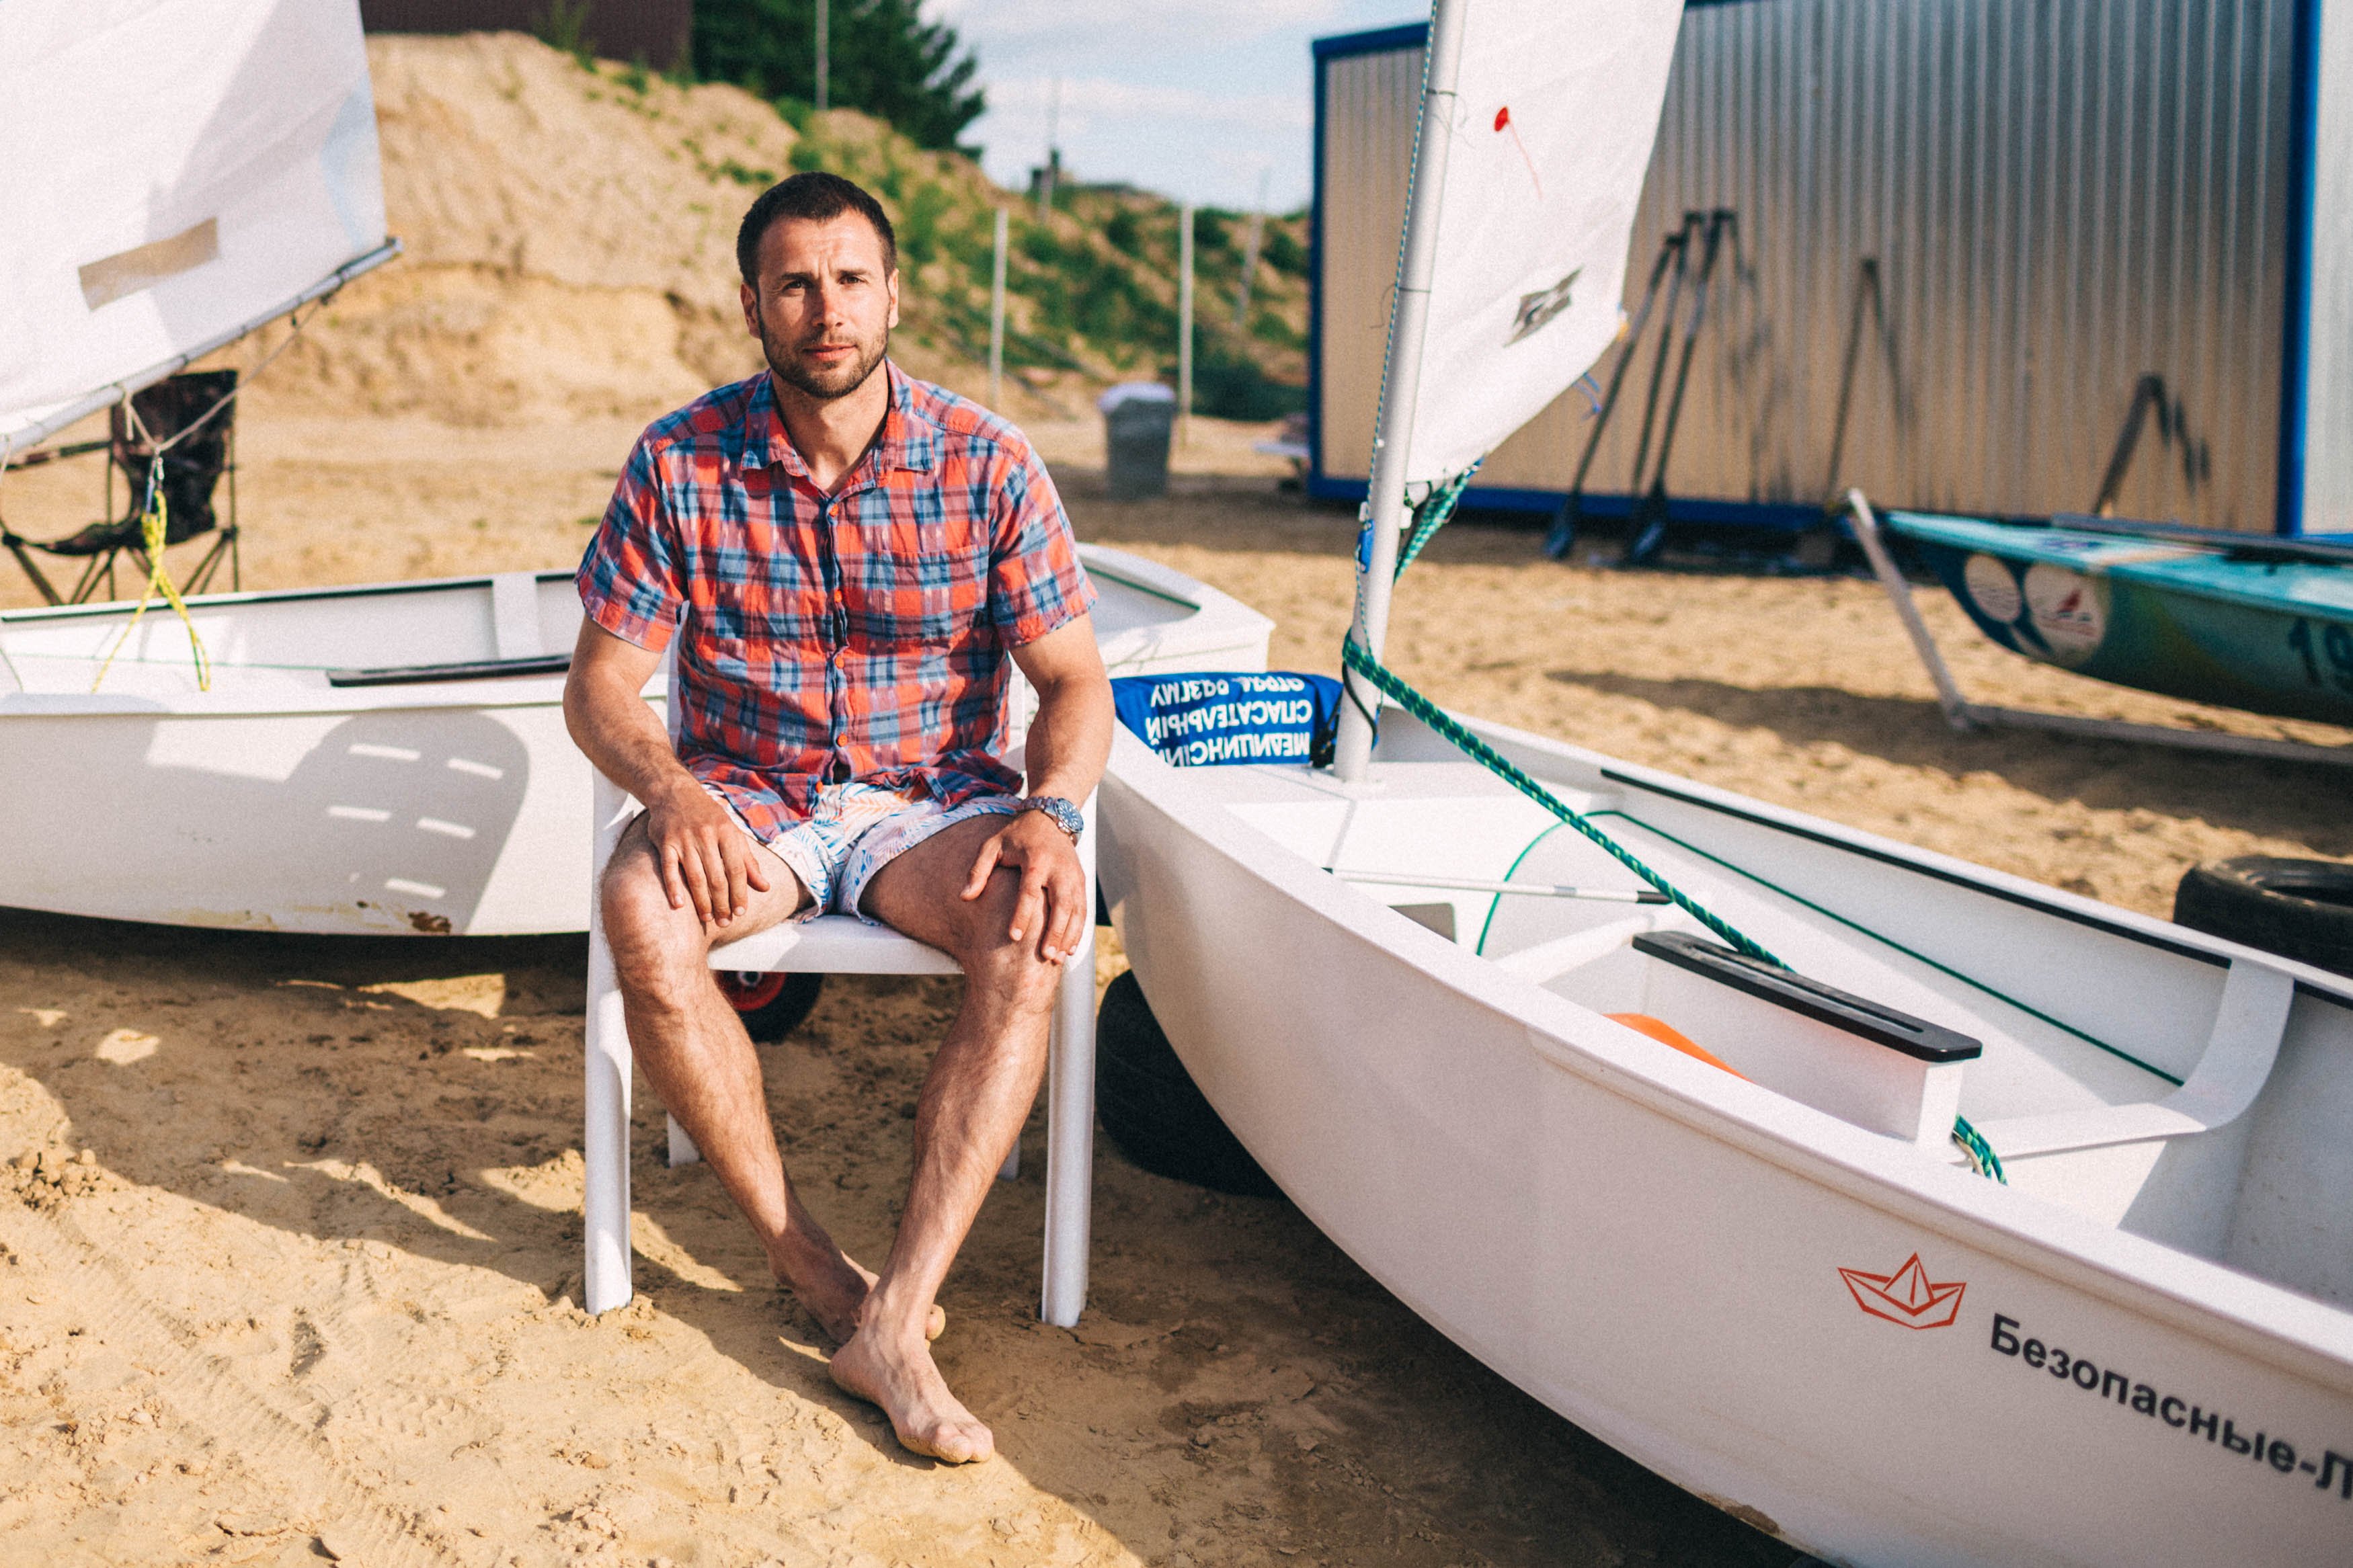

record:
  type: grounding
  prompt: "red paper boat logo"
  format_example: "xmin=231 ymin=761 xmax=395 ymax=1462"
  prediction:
xmin=1839 ymin=1253 xmax=1966 ymax=1329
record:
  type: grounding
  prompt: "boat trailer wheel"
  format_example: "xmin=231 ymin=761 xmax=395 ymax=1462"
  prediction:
xmin=2173 ymin=857 xmax=2353 ymax=978
xmin=715 ymin=970 xmax=825 ymax=1042
xmin=1095 ymin=971 xmax=1281 ymax=1198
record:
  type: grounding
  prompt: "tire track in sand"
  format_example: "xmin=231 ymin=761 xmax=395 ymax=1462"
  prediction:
xmin=0 ymin=1202 xmax=471 ymax=1567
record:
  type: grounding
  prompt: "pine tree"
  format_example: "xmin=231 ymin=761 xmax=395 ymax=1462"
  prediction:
xmin=694 ymin=0 xmax=985 ymax=153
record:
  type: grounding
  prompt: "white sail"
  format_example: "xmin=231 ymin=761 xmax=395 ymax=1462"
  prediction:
xmin=0 ymin=0 xmax=391 ymax=456
xmin=1401 ymin=1 xmax=1683 ymax=487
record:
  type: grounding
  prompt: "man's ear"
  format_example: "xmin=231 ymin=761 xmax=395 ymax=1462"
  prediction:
xmin=885 ymin=268 xmax=901 ymax=331
xmin=740 ymin=280 xmax=762 ymax=339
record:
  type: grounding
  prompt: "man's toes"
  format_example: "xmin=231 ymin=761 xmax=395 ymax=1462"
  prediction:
xmin=918 ymin=1418 xmax=993 ymax=1465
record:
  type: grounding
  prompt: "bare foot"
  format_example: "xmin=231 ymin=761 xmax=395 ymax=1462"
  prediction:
xmin=829 ymin=1325 xmax=994 ymax=1464
xmin=776 ymin=1245 xmax=945 ymax=1344
xmin=840 ymin=1256 xmax=947 ymax=1343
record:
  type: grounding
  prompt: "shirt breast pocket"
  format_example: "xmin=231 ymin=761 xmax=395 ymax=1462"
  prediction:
xmin=848 ymin=506 xmax=985 ymax=653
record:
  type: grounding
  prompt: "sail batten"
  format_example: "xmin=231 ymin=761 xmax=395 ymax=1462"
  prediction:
xmin=0 ymin=0 xmax=389 ymax=454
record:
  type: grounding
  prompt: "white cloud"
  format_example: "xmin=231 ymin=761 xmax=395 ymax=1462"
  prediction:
xmin=936 ymin=0 xmax=1410 ymax=206
xmin=934 ymin=0 xmax=1347 ymax=50
xmin=984 ymin=74 xmax=1312 ymax=132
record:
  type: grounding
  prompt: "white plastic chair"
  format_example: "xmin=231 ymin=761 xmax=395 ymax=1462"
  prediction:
xmin=581 ymin=660 xmax=1096 ymax=1327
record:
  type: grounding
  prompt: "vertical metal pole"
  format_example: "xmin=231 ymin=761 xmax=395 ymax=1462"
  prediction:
xmin=813 ymin=0 xmax=829 ymax=113
xmin=1331 ymin=0 xmax=1470 ymax=784
xmin=1177 ymin=202 xmax=1195 ymax=449
xmin=989 ymin=208 xmax=1008 ymax=410
xmin=1845 ymin=489 xmax=1975 ymax=729
xmin=227 ymin=407 xmax=240 ymax=590
xmin=1039 ymin=77 xmax=1061 ymax=218
xmin=1236 ymin=167 xmax=1271 ymax=324
xmin=584 ymin=771 xmax=636 ymax=1317
xmin=1039 ymin=794 xmax=1100 ymax=1327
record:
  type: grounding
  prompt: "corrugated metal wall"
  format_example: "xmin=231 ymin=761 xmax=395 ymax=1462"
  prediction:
xmin=2306 ymin=0 xmax=2353 ymax=536
xmin=1316 ymin=1 xmax=2307 ymax=534
xmin=1317 ymin=44 xmax=1425 ymax=491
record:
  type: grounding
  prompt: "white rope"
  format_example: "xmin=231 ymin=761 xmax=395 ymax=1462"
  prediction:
xmin=119 ymin=291 xmax=328 ymax=460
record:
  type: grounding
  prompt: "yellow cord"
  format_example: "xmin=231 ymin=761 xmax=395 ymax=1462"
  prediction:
xmin=89 ymin=478 xmax=210 ymax=693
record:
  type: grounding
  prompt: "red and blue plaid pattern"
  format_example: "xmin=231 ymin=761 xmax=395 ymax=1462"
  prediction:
xmin=577 ymin=363 xmax=1094 ymax=840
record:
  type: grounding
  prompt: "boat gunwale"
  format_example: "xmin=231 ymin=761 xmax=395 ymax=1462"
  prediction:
xmin=1105 ymin=728 xmax=2353 ymax=1396
xmin=0 ymin=546 xmax=1260 ymax=718
xmin=1596 ymin=764 xmax=2237 ymax=971
xmin=1456 ymin=704 xmax=2353 ymax=1002
xmin=0 ymin=566 xmax=580 ymax=627
xmin=1887 ymin=510 xmax=2353 ymax=623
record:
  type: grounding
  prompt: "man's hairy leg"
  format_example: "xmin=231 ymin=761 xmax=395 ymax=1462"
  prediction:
xmin=601 ymin=816 xmax=914 ymax=1343
xmin=830 ymin=813 xmax=1064 ymax=1463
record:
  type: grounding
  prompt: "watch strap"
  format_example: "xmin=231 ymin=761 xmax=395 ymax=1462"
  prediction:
xmin=1019 ymin=794 xmax=1084 ymax=840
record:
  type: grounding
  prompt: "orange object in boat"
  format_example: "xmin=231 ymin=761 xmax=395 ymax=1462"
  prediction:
xmin=1607 ymin=1013 xmax=1749 ymax=1080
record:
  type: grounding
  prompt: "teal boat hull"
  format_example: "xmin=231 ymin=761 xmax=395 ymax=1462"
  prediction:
xmin=1886 ymin=513 xmax=2353 ymax=727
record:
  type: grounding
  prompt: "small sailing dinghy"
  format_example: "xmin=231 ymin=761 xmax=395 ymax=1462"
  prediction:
xmin=1868 ymin=508 xmax=2353 ymax=735
xmin=1098 ymin=5 xmax=2353 ymax=1563
xmin=0 ymin=546 xmax=1268 ymax=935
xmin=0 ymin=1 xmax=1273 ymax=936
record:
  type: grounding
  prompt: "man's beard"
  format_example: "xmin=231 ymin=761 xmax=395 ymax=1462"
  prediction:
xmin=761 ymin=319 xmax=889 ymax=401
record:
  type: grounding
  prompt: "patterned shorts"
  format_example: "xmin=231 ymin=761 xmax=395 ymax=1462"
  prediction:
xmin=709 ymin=780 xmax=1019 ymax=925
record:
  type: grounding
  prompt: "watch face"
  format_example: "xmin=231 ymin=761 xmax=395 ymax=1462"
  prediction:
xmin=1030 ymin=796 xmax=1082 ymax=836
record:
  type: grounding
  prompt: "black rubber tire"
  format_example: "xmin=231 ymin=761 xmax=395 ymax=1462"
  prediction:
xmin=716 ymin=971 xmax=826 ymax=1042
xmin=2173 ymin=857 xmax=2353 ymax=978
xmin=1096 ymin=971 xmax=1282 ymax=1197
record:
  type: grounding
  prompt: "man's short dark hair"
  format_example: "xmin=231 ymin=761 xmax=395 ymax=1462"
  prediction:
xmin=736 ymin=172 xmax=897 ymax=285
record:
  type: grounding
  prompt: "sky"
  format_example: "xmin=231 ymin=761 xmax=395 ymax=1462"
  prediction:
xmin=932 ymin=0 xmax=1423 ymax=214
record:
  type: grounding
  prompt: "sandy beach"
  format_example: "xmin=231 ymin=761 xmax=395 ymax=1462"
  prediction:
xmin=6 ymin=30 xmax=2350 ymax=1567
xmin=4 ymin=415 xmax=2348 ymax=1566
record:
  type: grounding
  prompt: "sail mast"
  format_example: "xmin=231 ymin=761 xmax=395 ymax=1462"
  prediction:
xmin=1332 ymin=0 xmax=1472 ymax=783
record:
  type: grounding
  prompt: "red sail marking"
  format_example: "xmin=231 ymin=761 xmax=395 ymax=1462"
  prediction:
xmin=1494 ymin=104 xmax=1544 ymax=199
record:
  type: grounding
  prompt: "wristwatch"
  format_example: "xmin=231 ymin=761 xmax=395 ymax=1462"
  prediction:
xmin=1019 ymin=794 xmax=1085 ymax=841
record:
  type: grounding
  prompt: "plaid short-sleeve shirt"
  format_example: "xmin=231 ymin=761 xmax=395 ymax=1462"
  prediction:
xmin=576 ymin=363 xmax=1095 ymax=840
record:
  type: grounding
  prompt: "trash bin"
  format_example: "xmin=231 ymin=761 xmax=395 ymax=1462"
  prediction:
xmin=1100 ymin=382 xmax=1177 ymax=499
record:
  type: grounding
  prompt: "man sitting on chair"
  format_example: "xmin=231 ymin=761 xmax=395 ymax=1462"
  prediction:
xmin=563 ymin=171 xmax=1111 ymax=1465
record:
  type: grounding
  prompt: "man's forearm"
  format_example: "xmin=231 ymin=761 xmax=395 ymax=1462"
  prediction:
xmin=1021 ymin=674 xmax=1113 ymax=802
xmin=565 ymin=668 xmax=700 ymax=807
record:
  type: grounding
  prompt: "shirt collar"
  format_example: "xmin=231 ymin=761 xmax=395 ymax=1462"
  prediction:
xmin=738 ymin=360 xmax=940 ymax=485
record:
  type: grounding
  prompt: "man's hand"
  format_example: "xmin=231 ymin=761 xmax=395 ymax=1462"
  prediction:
xmin=565 ymin=620 xmax=775 ymax=930
xmin=960 ymin=809 xmax=1085 ymax=963
xmin=645 ymin=778 xmax=771 ymax=928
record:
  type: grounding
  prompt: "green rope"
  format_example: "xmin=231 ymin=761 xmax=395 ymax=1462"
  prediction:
xmin=1951 ymin=1116 xmax=2007 ymax=1182
xmin=1394 ymin=465 xmax=1482 ymax=579
xmin=1341 ymin=634 xmax=1783 ymax=966
xmin=1345 ymin=634 xmax=2006 ymax=1180
xmin=1353 ymin=468 xmax=2007 ymax=1180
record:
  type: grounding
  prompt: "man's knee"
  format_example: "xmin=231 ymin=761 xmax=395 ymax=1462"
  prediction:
xmin=600 ymin=848 xmax=704 ymax=996
xmin=953 ymin=880 xmax=1066 ymax=1012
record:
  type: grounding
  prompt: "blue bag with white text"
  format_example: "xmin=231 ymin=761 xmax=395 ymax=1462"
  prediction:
xmin=1111 ymin=671 xmax=1343 ymax=768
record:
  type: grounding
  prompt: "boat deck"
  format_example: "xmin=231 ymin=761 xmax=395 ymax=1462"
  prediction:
xmin=1175 ymin=751 xmax=2195 ymax=1144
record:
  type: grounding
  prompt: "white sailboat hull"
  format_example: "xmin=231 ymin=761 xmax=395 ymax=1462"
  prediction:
xmin=0 ymin=546 xmax=1267 ymax=935
xmin=1102 ymin=712 xmax=2353 ymax=1566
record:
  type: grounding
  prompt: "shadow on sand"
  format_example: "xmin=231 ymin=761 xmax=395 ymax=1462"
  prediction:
xmin=0 ymin=909 xmax=1788 ymax=1565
